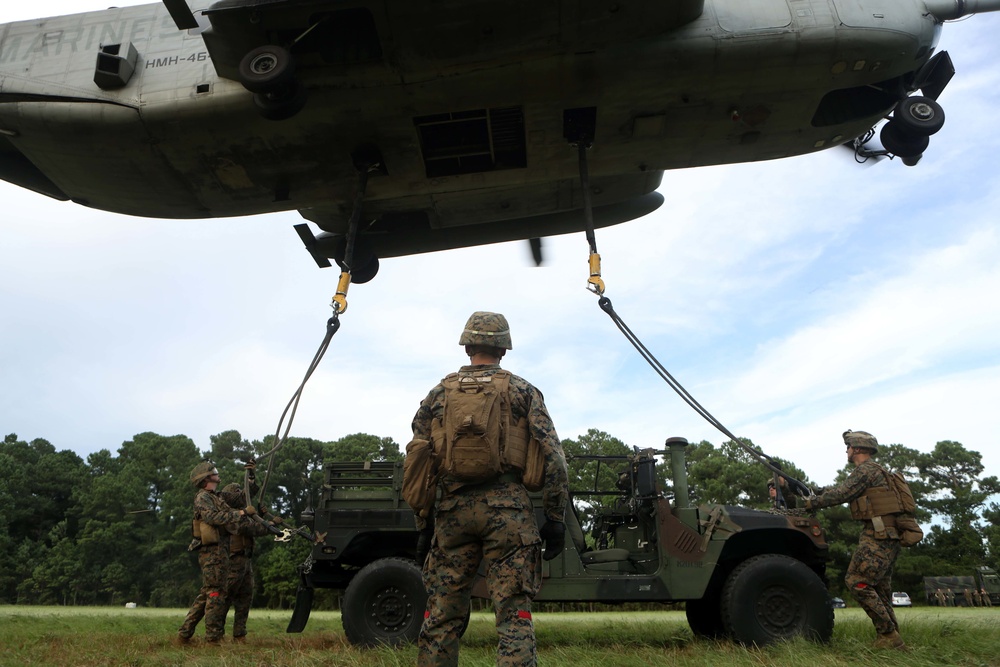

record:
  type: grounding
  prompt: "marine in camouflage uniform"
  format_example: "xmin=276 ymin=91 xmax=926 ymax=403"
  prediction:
xmin=411 ymin=311 xmax=569 ymax=667
xmin=178 ymin=472 xmax=276 ymax=642
xmin=221 ymin=481 xmax=277 ymax=641
xmin=803 ymin=430 xmax=906 ymax=650
xmin=177 ymin=462 xmax=256 ymax=645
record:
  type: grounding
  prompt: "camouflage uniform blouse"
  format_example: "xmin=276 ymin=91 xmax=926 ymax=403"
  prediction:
xmin=808 ymin=459 xmax=888 ymax=513
xmin=194 ymin=488 xmax=247 ymax=547
xmin=412 ymin=363 xmax=569 ymax=527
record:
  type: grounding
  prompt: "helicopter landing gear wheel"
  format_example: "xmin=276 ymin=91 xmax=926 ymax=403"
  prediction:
xmin=893 ymin=96 xmax=945 ymax=137
xmin=253 ymin=80 xmax=308 ymax=121
xmin=880 ymin=121 xmax=930 ymax=160
xmin=238 ymin=45 xmax=296 ymax=93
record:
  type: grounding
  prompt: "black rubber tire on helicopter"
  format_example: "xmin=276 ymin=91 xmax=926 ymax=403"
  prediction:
xmin=880 ymin=121 xmax=930 ymax=159
xmin=238 ymin=45 xmax=296 ymax=94
xmin=253 ymin=80 xmax=308 ymax=121
xmin=720 ymin=554 xmax=834 ymax=646
xmin=893 ymin=96 xmax=945 ymax=137
xmin=685 ymin=594 xmax=727 ymax=639
xmin=341 ymin=557 xmax=427 ymax=647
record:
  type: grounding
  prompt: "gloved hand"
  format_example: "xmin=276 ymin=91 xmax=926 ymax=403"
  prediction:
xmin=244 ymin=458 xmax=256 ymax=471
xmin=415 ymin=527 xmax=434 ymax=566
xmin=539 ymin=521 xmax=565 ymax=561
xmin=270 ymin=515 xmax=284 ymax=525
xmin=244 ymin=505 xmax=257 ymax=517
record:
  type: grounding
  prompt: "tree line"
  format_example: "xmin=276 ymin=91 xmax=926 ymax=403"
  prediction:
xmin=1 ymin=429 xmax=997 ymax=607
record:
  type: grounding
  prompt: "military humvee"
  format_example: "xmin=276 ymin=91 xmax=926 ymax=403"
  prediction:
xmin=287 ymin=437 xmax=833 ymax=647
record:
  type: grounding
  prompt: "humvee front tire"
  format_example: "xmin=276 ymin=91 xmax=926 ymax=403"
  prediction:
xmin=342 ymin=557 xmax=427 ymax=647
xmin=721 ymin=554 xmax=833 ymax=646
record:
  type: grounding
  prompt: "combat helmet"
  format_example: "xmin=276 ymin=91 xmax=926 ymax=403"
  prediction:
xmin=459 ymin=311 xmax=512 ymax=350
xmin=190 ymin=461 xmax=219 ymax=487
xmin=843 ymin=429 xmax=878 ymax=454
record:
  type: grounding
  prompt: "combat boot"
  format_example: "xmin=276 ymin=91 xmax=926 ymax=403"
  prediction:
xmin=173 ymin=634 xmax=191 ymax=646
xmin=233 ymin=635 xmax=247 ymax=644
xmin=873 ymin=630 xmax=907 ymax=650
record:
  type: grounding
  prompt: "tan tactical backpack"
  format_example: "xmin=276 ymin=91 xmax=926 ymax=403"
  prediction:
xmin=856 ymin=463 xmax=923 ymax=547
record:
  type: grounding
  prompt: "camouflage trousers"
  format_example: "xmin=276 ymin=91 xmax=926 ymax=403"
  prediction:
xmin=177 ymin=550 xmax=256 ymax=640
xmin=845 ymin=527 xmax=901 ymax=636
xmin=178 ymin=546 xmax=230 ymax=641
xmin=418 ymin=482 xmax=542 ymax=667
xmin=226 ymin=552 xmax=255 ymax=638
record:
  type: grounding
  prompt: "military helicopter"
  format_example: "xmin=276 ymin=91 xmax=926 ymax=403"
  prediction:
xmin=1 ymin=0 xmax=997 ymax=282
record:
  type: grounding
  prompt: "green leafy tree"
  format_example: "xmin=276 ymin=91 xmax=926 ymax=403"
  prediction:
xmin=560 ymin=429 xmax=632 ymax=536
xmin=71 ymin=433 xmax=201 ymax=605
xmin=0 ymin=435 xmax=86 ymax=542
xmin=0 ymin=434 xmax=88 ymax=603
xmin=326 ymin=433 xmax=402 ymax=462
xmin=256 ymin=539 xmax=312 ymax=609
xmin=248 ymin=435 xmax=326 ymax=520
xmin=983 ymin=502 xmax=1000 ymax=570
xmin=915 ymin=440 xmax=1000 ymax=571
xmin=686 ymin=438 xmax=810 ymax=508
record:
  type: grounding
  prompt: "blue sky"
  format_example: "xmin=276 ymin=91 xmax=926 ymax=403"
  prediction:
xmin=2 ymin=1 xmax=999 ymax=490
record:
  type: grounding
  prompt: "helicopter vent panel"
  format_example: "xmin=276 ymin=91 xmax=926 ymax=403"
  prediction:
xmin=414 ymin=107 xmax=527 ymax=179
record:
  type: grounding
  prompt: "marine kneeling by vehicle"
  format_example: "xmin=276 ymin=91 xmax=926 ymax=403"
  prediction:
xmin=286 ymin=442 xmax=835 ymax=648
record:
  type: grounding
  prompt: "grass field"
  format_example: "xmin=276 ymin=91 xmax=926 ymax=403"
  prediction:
xmin=1 ymin=605 xmax=998 ymax=667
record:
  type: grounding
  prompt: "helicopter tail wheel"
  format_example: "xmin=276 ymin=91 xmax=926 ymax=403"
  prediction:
xmin=238 ymin=45 xmax=297 ymax=93
xmin=893 ymin=96 xmax=945 ymax=137
xmin=253 ymin=80 xmax=308 ymax=121
xmin=880 ymin=121 xmax=929 ymax=162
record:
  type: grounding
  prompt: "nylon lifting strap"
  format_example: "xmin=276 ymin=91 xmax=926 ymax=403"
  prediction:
xmin=573 ymin=143 xmax=808 ymax=494
xmin=332 ymin=160 xmax=374 ymax=314
xmin=244 ymin=310 xmax=339 ymax=545
xmin=247 ymin=159 xmax=378 ymax=541
xmin=576 ymin=142 xmax=605 ymax=296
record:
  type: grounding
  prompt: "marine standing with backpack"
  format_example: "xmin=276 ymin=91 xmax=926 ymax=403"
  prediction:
xmin=802 ymin=430 xmax=921 ymax=651
xmin=407 ymin=311 xmax=569 ymax=667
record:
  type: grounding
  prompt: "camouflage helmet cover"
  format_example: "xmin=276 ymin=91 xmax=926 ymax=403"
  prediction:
xmin=843 ymin=429 xmax=878 ymax=454
xmin=190 ymin=461 xmax=219 ymax=487
xmin=459 ymin=311 xmax=512 ymax=350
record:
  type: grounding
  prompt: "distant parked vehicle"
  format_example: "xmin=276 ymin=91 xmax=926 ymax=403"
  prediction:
xmin=924 ymin=567 xmax=1000 ymax=606
xmin=891 ymin=592 xmax=912 ymax=607
xmin=831 ymin=597 xmax=846 ymax=608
